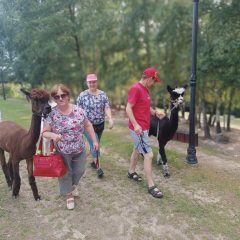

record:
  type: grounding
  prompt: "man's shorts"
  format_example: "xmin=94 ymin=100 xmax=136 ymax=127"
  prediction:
xmin=129 ymin=129 xmax=152 ymax=155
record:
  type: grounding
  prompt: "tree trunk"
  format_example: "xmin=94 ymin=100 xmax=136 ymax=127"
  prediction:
xmin=227 ymin=87 xmax=235 ymax=131
xmin=199 ymin=75 xmax=210 ymax=138
xmin=1 ymin=69 xmax=6 ymax=100
xmin=68 ymin=4 xmax=84 ymax=90
xmin=215 ymin=100 xmax=221 ymax=134
xmin=68 ymin=5 xmax=81 ymax=60
xmin=181 ymin=105 xmax=185 ymax=119
xmin=201 ymin=100 xmax=211 ymax=138
xmin=223 ymin=112 xmax=226 ymax=131
xmin=208 ymin=113 xmax=212 ymax=126
xmin=143 ymin=0 xmax=151 ymax=66
xmin=197 ymin=105 xmax=201 ymax=129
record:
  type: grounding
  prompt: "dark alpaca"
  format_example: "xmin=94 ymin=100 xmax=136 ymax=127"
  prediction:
xmin=149 ymin=85 xmax=187 ymax=177
xmin=0 ymin=88 xmax=51 ymax=200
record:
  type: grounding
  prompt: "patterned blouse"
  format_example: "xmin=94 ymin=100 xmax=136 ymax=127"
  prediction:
xmin=45 ymin=105 xmax=87 ymax=154
xmin=76 ymin=90 xmax=110 ymax=125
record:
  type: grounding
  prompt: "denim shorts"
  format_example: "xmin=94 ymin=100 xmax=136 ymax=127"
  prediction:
xmin=129 ymin=129 xmax=152 ymax=155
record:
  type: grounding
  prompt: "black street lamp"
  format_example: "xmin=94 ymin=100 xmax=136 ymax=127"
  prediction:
xmin=186 ymin=0 xmax=199 ymax=164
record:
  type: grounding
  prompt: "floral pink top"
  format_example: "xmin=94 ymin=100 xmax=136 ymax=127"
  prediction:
xmin=46 ymin=105 xmax=87 ymax=154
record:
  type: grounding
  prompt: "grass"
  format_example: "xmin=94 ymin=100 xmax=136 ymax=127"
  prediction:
xmin=101 ymin=127 xmax=240 ymax=239
xmin=0 ymin=178 xmax=35 ymax=240
xmin=1 ymin=98 xmax=240 ymax=239
xmin=0 ymin=98 xmax=31 ymax=128
xmin=0 ymin=185 xmax=9 ymax=218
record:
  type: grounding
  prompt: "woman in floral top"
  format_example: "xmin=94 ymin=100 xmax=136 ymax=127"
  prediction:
xmin=43 ymin=84 xmax=98 ymax=210
xmin=76 ymin=73 xmax=113 ymax=177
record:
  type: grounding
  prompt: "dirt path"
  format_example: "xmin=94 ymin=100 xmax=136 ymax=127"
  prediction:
xmin=0 ymin=118 xmax=240 ymax=240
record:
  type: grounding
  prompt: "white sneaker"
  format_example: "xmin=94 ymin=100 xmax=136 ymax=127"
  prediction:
xmin=67 ymin=197 xmax=75 ymax=210
xmin=72 ymin=185 xmax=79 ymax=197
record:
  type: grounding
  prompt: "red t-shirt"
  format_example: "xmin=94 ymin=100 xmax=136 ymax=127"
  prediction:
xmin=127 ymin=82 xmax=151 ymax=130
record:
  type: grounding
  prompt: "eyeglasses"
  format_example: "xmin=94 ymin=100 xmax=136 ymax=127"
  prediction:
xmin=53 ymin=93 xmax=68 ymax=100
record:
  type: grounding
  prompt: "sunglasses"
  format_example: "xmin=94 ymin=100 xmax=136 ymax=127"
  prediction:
xmin=53 ymin=93 xmax=68 ymax=100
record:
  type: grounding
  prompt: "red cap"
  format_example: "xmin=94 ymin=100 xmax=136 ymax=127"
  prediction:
xmin=143 ymin=67 xmax=160 ymax=82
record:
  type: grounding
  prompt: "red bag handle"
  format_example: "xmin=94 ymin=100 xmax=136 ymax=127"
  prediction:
xmin=37 ymin=137 xmax=44 ymax=152
xmin=36 ymin=136 xmax=55 ymax=154
xmin=96 ymin=150 xmax=99 ymax=169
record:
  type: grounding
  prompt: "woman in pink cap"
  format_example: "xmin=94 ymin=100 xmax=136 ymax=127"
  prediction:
xmin=76 ymin=73 xmax=113 ymax=177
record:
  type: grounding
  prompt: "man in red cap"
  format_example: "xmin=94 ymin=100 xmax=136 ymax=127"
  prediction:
xmin=126 ymin=67 xmax=165 ymax=198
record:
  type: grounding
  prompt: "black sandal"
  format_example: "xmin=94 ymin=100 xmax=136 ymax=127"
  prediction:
xmin=97 ymin=168 xmax=104 ymax=178
xmin=148 ymin=186 xmax=163 ymax=198
xmin=127 ymin=172 xmax=142 ymax=182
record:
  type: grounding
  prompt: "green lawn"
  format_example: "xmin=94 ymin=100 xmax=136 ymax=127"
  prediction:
xmin=0 ymin=98 xmax=32 ymax=128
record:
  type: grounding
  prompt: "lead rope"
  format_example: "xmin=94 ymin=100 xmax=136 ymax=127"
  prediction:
xmin=96 ymin=150 xmax=99 ymax=169
xmin=156 ymin=119 xmax=160 ymax=139
xmin=139 ymin=135 xmax=148 ymax=154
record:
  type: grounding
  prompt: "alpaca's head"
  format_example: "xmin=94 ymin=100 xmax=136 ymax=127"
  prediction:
xmin=167 ymin=84 xmax=187 ymax=108
xmin=20 ymin=88 xmax=51 ymax=118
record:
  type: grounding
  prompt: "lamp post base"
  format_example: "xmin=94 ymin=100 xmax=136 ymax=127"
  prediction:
xmin=186 ymin=146 xmax=198 ymax=164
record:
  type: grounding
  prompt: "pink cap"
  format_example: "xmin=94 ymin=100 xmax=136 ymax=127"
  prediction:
xmin=86 ymin=73 xmax=97 ymax=81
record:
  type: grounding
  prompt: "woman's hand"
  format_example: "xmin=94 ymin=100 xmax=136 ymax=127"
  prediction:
xmin=53 ymin=133 xmax=62 ymax=142
xmin=156 ymin=111 xmax=166 ymax=119
xmin=108 ymin=119 xmax=114 ymax=129
xmin=42 ymin=129 xmax=62 ymax=143
xmin=93 ymin=141 xmax=99 ymax=151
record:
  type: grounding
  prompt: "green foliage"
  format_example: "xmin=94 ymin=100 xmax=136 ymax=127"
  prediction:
xmin=0 ymin=83 xmax=30 ymax=98
xmin=0 ymin=0 xmax=239 ymax=115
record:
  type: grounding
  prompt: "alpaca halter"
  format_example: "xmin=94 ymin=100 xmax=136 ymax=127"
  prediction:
xmin=33 ymin=112 xmax=49 ymax=118
xmin=169 ymin=99 xmax=182 ymax=112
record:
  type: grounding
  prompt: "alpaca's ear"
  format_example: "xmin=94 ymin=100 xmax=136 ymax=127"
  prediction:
xmin=20 ymin=88 xmax=31 ymax=101
xmin=167 ymin=85 xmax=173 ymax=93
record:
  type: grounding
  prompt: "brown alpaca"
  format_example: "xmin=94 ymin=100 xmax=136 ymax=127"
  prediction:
xmin=0 ymin=88 xmax=51 ymax=200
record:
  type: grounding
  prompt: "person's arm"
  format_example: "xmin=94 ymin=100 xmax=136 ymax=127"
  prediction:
xmin=150 ymin=107 xmax=156 ymax=116
xmin=126 ymin=102 xmax=142 ymax=135
xmin=150 ymin=107 xmax=165 ymax=119
xmin=84 ymin=119 xmax=99 ymax=151
xmin=76 ymin=94 xmax=82 ymax=107
xmin=42 ymin=121 xmax=62 ymax=142
xmin=105 ymin=107 xmax=113 ymax=129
